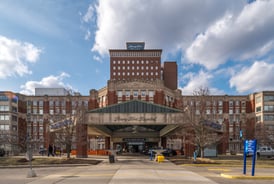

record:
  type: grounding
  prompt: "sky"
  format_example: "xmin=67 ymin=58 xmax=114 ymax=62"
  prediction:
xmin=1 ymin=0 xmax=274 ymax=96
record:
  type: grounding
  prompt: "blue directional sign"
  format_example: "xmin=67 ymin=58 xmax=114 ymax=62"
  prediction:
xmin=244 ymin=140 xmax=256 ymax=155
xmin=243 ymin=139 xmax=257 ymax=176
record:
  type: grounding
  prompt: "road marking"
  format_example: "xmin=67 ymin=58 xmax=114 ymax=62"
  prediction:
xmin=208 ymin=168 xmax=231 ymax=172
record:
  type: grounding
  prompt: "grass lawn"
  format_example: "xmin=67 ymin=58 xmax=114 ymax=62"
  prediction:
xmin=168 ymin=155 xmax=274 ymax=167
xmin=0 ymin=157 xmax=101 ymax=166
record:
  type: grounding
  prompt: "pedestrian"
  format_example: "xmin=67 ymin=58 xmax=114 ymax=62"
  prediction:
xmin=48 ymin=144 xmax=54 ymax=157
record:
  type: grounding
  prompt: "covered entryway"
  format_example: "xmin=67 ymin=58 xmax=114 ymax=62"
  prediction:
xmin=84 ymin=100 xmax=184 ymax=155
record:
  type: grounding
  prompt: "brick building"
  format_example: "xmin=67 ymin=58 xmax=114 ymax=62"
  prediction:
xmin=1 ymin=42 xmax=274 ymax=157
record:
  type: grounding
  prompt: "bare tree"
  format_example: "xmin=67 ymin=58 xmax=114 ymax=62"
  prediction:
xmin=50 ymin=93 xmax=87 ymax=158
xmin=180 ymin=87 xmax=223 ymax=158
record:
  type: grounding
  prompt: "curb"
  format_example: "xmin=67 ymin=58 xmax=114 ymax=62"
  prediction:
xmin=220 ymin=173 xmax=274 ymax=180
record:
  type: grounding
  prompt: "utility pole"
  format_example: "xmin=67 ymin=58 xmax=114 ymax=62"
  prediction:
xmin=26 ymin=114 xmax=36 ymax=178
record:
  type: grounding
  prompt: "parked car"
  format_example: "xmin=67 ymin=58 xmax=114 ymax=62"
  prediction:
xmin=0 ymin=148 xmax=5 ymax=157
xmin=161 ymin=148 xmax=177 ymax=157
xmin=39 ymin=147 xmax=47 ymax=156
xmin=257 ymin=146 xmax=274 ymax=158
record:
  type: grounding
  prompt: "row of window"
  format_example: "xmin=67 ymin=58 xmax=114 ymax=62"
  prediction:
xmin=256 ymin=105 xmax=274 ymax=112
xmin=0 ymin=124 xmax=9 ymax=130
xmin=113 ymin=72 xmax=159 ymax=76
xmin=0 ymin=95 xmax=18 ymax=103
xmin=110 ymin=52 xmax=161 ymax=57
xmin=185 ymin=100 xmax=246 ymax=107
xmin=113 ymin=65 xmax=159 ymax=71
xmin=264 ymin=115 xmax=274 ymax=121
xmin=117 ymin=90 xmax=154 ymax=98
xmin=0 ymin=115 xmax=9 ymax=121
xmin=29 ymin=100 xmax=88 ymax=107
xmin=0 ymin=105 xmax=17 ymax=112
xmin=26 ymin=109 xmax=80 ymax=115
xmin=256 ymin=95 xmax=274 ymax=103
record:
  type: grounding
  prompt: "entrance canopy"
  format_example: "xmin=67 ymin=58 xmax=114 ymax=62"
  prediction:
xmin=85 ymin=100 xmax=184 ymax=136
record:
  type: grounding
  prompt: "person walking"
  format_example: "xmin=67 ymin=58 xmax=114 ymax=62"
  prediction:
xmin=48 ymin=144 xmax=54 ymax=157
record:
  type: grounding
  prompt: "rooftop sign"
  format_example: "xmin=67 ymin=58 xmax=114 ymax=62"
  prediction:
xmin=126 ymin=42 xmax=145 ymax=50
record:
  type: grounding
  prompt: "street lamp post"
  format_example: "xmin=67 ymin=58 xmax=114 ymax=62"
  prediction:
xmin=26 ymin=114 xmax=36 ymax=178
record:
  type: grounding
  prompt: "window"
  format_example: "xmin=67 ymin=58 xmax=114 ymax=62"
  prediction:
xmin=62 ymin=109 xmax=66 ymax=115
xmin=50 ymin=109 xmax=54 ymax=115
xmin=141 ymin=90 xmax=146 ymax=97
xmin=33 ymin=100 xmax=37 ymax=106
xmin=264 ymin=115 xmax=274 ymax=121
xmin=256 ymin=106 xmax=261 ymax=112
xmin=0 ymin=125 xmax=9 ymax=130
xmin=125 ymin=91 xmax=130 ymax=97
xmin=264 ymin=105 xmax=274 ymax=112
xmin=0 ymin=114 xmax=9 ymax=120
xmin=117 ymin=91 xmax=123 ymax=97
xmin=235 ymin=101 xmax=240 ymax=106
xmin=235 ymin=109 xmax=240 ymax=114
xmin=12 ymin=115 xmax=17 ymax=122
xmin=256 ymin=116 xmax=261 ymax=122
xmin=264 ymin=95 xmax=274 ymax=102
xmin=133 ymin=91 xmax=138 ymax=97
xmin=206 ymin=109 xmax=211 ymax=115
xmin=218 ymin=101 xmax=223 ymax=106
xmin=33 ymin=109 xmax=37 ymax=114
xmin=229 ymin=109 xmax=233 ymax=114
xmin=229 ymin=101 xmax=233 ymax=107
xmin=0 ymin=95 xmax=9 ymax=101
xmin=0 ymin=105 xmax=9 ymax=111
xmin=49 ymin=100 xmax=54 ymax=106
xmin=256 ymin=96 xmax=261 ymax=103
xmin=218 ymin=110 xmax=223 ymax=114
xmin=149 ymin=91 xmax=154 ymax=97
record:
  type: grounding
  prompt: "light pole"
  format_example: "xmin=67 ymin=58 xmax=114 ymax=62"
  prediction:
xmin=26 ymin=114 xmax=36 ymax=178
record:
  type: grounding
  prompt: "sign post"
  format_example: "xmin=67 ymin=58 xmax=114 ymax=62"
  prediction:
xmin=243 ymin=139 xmax=257 ymax=176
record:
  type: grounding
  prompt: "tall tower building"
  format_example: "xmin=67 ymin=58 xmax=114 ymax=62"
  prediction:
xmin=109 ymin=42 xmax=162 ymax=81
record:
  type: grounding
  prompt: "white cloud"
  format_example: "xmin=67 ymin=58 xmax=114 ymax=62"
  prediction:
xmin=0 ymin=35 xmax=42 ymax=79
xmin=179 ymin=70 xmax=224 ymax=95
xmin=85 ymin=29 xmax=91 ymax=40
xmin=82 ymin=4 xmax=95 ymax=23
xmin=93 ymin=55 xmax=102 ymax=62
xmin=230 ymin=61 xmax=274 ymax=93
xmin=20 ymin=72 xmax=73 ymax=95
xmin=186 ymin=0 xmax=274 ymax=69
xmin=91 ymin=0 xmax=244 ymax=56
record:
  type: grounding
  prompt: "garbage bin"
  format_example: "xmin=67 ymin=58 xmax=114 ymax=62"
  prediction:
xmin=109 ymin=155 xmax=115 ymax=163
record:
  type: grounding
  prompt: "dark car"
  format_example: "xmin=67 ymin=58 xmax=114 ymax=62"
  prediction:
xmin=39 ymin=147 xmax=47 ymax=155
xmin=161 ymin=148 xmax=177 ymax=157
xmin=0 ymin=148 xmax=5 ymax=157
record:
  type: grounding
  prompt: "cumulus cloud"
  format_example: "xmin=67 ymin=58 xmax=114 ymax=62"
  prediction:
xmin=82 ymin=4 xmax=95 ymax=23
xmin=91 ymin=0 xmax=244 ymax=56
xmin=179 ymin=70 xmax=224 ymax=95
xmin=186 ymin=0 xmax=274 ymax=69
xmin=0 ymin=35 xmax=42 ymax=79
xmin=230 ymin=61 xmax=274 ymax=93
xmin=20 ymin=72 xmax=73 ymax=95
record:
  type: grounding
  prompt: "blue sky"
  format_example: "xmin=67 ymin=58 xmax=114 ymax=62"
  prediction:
xmin=1 ymin=0 xmax=274 ymax=96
